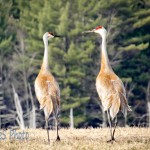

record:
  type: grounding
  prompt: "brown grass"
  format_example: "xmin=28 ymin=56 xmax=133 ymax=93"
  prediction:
xmin=0 ymin=127 xmax=150 ymax=150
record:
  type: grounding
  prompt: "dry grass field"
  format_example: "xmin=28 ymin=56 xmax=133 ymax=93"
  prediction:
xmin=0 ymin=127 xmax=150 ymax=150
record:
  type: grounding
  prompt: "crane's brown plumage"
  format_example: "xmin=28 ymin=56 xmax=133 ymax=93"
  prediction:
xmin=34 ymin=32 xmax=60 ymax=142
xmin=96 ymin=67 xmax=130 ymax=120
xmin=35 ymin=65 xmax=60 ymax=115
xmin=83 ymin=26 xmax=131 ymax=143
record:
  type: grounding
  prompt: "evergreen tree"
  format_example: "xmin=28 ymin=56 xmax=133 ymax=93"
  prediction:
xmin=0 ymin=0 xmax=15 ymax=127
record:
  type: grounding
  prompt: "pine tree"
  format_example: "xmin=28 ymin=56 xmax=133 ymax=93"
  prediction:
xmin=1 ymin=0 xmax=149 ymax=128
xmin=0 ymin=0 xmax=14 ymax=128
xmin=113 ymin=0 xmax=150 ymax=126
xmin=17 ymin=0 xmax=64 ymax=127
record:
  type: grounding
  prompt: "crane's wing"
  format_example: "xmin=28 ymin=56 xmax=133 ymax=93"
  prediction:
xmin=96 ymin=75 xmax=131 ymax=119
xmin=35 ymin=75 xmax=60 ymax=111
xmin=111 ymin=79 xmax=131 ymax=116
xmin=96 ymin=77 xmax=116 ymax=109
xmin=47 ymin=80 xmax=60 ymax=116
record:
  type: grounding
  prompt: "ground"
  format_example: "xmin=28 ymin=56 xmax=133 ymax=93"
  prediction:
xmin=0 ymin=127 xmax=150 ymax=150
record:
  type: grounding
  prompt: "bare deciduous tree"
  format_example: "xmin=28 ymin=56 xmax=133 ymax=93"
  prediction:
xmin=70 ymin=108 xmax=74 ymax=128
xmin=12 ymin=84 xmax=25 ymax=129
xmin=28 ymin=83 xmax=36 ymax=128
xmin=146 ymin=81 xmax=150 ymax=127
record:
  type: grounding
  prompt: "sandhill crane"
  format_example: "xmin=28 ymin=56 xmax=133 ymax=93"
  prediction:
xmin=83 ymin=26 xmax=131 ymax=142
xmin=34 ymin=32 xmax=61 ymax=142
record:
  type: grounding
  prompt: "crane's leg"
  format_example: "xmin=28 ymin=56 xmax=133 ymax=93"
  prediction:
xmin=45 ymin=119 xmax=50 ymax=143
xmin=55 ymin=115 xmax=60 ymax=141
xmin=107 ymin=110 xmax=113 ymax=143
xmin=112 ymin=116 xmax=117 ymax=141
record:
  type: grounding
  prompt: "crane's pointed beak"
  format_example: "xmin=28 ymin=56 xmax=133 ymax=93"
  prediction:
xmin=82 ymin=29 xmax=95 ymax=34
xmin=54 ymin=35 xmax=63 ymax=38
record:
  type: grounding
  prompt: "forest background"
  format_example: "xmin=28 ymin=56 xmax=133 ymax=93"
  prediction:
xmin=0 ymin=0 xmax=150 ymax=129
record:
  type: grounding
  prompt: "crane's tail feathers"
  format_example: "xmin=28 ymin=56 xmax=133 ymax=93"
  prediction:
xmin=102 ymin=94 xmax=120 ymax=120
xmin=109 ymin=106 xmax=120 ymax=120
xmin=109 ymin=94 xmax=121 ymax=120
xmin=43 ymin=100 xmax=53 ymax=120
xmin=103 ymin=93 xmax=132 ymax=120
xmin=51 ymin=96 xmax=59 ymax=118
xmin=103 ymin=107 xmax=108 ymax=112
xmin=40 ymin=104 xmax=45 ymax=110
xmin=40 ymin=97 xmax=47 ymax=110
xmin=119 ymin=93 xmax=132 ymax=117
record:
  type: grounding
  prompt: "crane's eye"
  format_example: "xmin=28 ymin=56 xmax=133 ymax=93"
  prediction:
xmin=95 ymin=26 xmax=102 ymax=30
xmin=48 ymin=32 xmax=54 ymax=36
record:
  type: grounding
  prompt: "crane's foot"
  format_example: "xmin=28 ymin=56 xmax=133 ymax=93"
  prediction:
xmin=107 ymin=137 xmax=116 ymax=144
xmin=56 ymin=135 xmax=60 ymax=142
xmin=48 ymin=139 xmax=50 ymax=143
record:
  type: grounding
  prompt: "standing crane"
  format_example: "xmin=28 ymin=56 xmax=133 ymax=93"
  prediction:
xmin=34 ymin=32 xmax=61 ymax=142
xmin=83 ymin=26 xmax=131 ymax=142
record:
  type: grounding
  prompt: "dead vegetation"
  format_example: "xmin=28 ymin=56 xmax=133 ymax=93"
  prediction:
xmin=0 ymin=127 xmax=150 ymax=150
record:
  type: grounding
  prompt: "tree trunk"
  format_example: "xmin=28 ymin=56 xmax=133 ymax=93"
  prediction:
xmin=12 ymin=84 xmax=25 ymax=129
xmin=146 ymin=81 xmax=150 ymax=127
xmin=70 ymin=108 xmax=74 ymax=128
xmin=0 ymin=57 xmax=6 ymax=128
xmin=0 ymin=65 xmax=2 ymax=128
xmin=125 ymin=82 xmax=135 ymax=127
xmin=102 ymin=107 xmax=107 ymax=127
xmin=28 ymin=83 xmax=36 ymax=128
xmin=18 ymin=30 xmax=29 ymax=126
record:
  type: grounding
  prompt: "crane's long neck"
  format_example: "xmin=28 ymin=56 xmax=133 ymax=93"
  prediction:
xmin=42 ymin=37 xmax=49 ymax=69
xmin=100 ymin=34 xmax=112 ymax=71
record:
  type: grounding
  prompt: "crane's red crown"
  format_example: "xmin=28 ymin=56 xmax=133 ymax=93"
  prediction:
xmin=95 ymin=26 xmax=102 ymax=30
xmin=48 ymin=32 xmax=54 ymax=36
